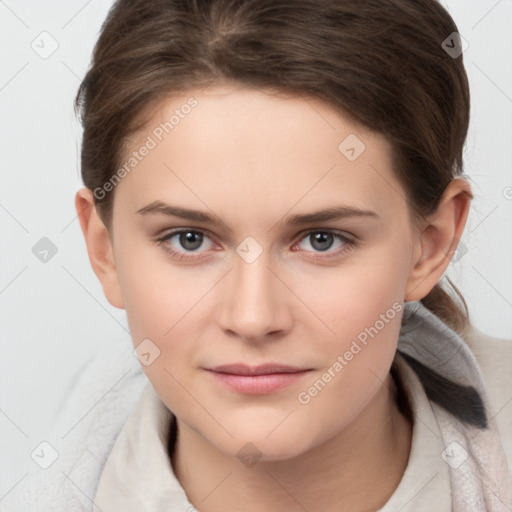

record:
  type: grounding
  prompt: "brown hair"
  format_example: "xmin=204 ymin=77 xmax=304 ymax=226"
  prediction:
xmin=75 ymin=0 xmax=473 ymax=333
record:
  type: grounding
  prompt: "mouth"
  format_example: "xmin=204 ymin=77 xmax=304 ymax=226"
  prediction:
xmin=204 ymin=364 xmax=313 ymax=394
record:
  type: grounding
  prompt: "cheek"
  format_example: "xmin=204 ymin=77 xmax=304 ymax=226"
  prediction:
xmin=116 ymin=253 xmax=202 ymax=414
xmin=116 ymin=243 xmax=198 ymax=339
xmin=295 ymin=303 xmax=403 ymax=447
xmin=115 ymin=246 xmax=212 ymax=387
xmin=296 ymin=247 xmax=407 ymax=342
xmin=297 ymin=245 xmax=407 ymax=398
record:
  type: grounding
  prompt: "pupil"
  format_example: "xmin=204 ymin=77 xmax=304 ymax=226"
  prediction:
xmin=180 ymin=231 xmax=202 ymax=250
xmin=311 ymin=232 xmax=333 ymax=251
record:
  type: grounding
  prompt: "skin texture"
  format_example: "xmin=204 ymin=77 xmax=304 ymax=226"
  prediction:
xmin=76 ymin=84 xmax=472 ymax=511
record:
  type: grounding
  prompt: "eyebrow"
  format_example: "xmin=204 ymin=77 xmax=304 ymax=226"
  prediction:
xmin=136 ymin=200 xmax=380 ymax=230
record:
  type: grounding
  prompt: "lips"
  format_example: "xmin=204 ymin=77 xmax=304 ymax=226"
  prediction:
xmin=204 ymin=364 xmax=312 ymax=394
xmin=208 ymin=364 xmax=309 ymax=376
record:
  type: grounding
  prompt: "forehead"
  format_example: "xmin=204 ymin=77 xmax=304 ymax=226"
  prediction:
xmin=114 ymin=85 xmax=407 ymax=222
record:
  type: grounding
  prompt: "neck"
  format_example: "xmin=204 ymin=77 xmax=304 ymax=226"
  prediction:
xmin=172 ymin=372 xmax=412 ymax=512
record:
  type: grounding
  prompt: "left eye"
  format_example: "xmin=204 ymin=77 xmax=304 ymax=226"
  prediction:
xmin=294 ymin=231 xmax=351 ymax=253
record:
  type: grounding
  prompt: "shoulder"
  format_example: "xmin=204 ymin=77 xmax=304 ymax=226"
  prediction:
xmin=461 ymin=325 xmax=512 ymax=468
xmin=12 ymin=340 xmax=148 ymax=510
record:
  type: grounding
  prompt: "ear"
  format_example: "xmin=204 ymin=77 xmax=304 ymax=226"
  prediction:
xmin=405 ymin=178 xmax=473 ymax=302
xmin=75 ymin=187 xmax=125 ymax=309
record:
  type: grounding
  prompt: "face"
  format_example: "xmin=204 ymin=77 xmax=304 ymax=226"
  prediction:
xmin=109 ymin=84 xmax=417 ymax=461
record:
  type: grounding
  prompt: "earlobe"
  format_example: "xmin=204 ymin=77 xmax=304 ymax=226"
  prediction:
xmin=75 ymin=188 xmax=125 ymax=309
xmin=404 ymin=178 xmax=473 ymax=302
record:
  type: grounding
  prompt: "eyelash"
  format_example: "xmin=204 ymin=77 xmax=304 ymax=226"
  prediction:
xmin=155 ymin=228 xmax=357 ymax=262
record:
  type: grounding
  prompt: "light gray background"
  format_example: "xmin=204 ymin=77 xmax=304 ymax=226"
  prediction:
xmin=1 ymin=0 xmax=511 ymax=504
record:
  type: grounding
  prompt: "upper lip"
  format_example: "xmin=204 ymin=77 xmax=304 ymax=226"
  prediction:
xmin=206 ymin=364 xmax=310 ymax=376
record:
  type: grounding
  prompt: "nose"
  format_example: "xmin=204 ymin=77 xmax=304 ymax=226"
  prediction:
xmin=216 ymin=248 xmax=293 ymax=343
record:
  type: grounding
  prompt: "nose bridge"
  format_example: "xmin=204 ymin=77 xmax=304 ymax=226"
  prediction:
xmin=218 ymin=241 xmax=288 ymax=341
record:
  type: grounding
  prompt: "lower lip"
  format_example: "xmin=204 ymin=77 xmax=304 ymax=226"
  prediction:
xmin=205 ymin=370 xmax=311 ymax=394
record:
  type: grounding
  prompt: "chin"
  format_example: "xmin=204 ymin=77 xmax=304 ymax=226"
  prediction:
xmin=210 ymin=421 xmax=318 ymax=464
xmin=227 ymin=438 xmax=307 ymax=465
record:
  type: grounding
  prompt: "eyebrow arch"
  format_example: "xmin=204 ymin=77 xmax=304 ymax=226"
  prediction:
xmin=283 ymin=206 xmax=380 ymax=225
xmin=136 ymin=201 xmax=232 ymax=232
xmin=136 ymin=200 xmax=380 ymax=230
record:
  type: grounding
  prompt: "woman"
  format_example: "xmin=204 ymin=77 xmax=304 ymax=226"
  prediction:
xmin=17 ymin=0 xmax=512 ymax=510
